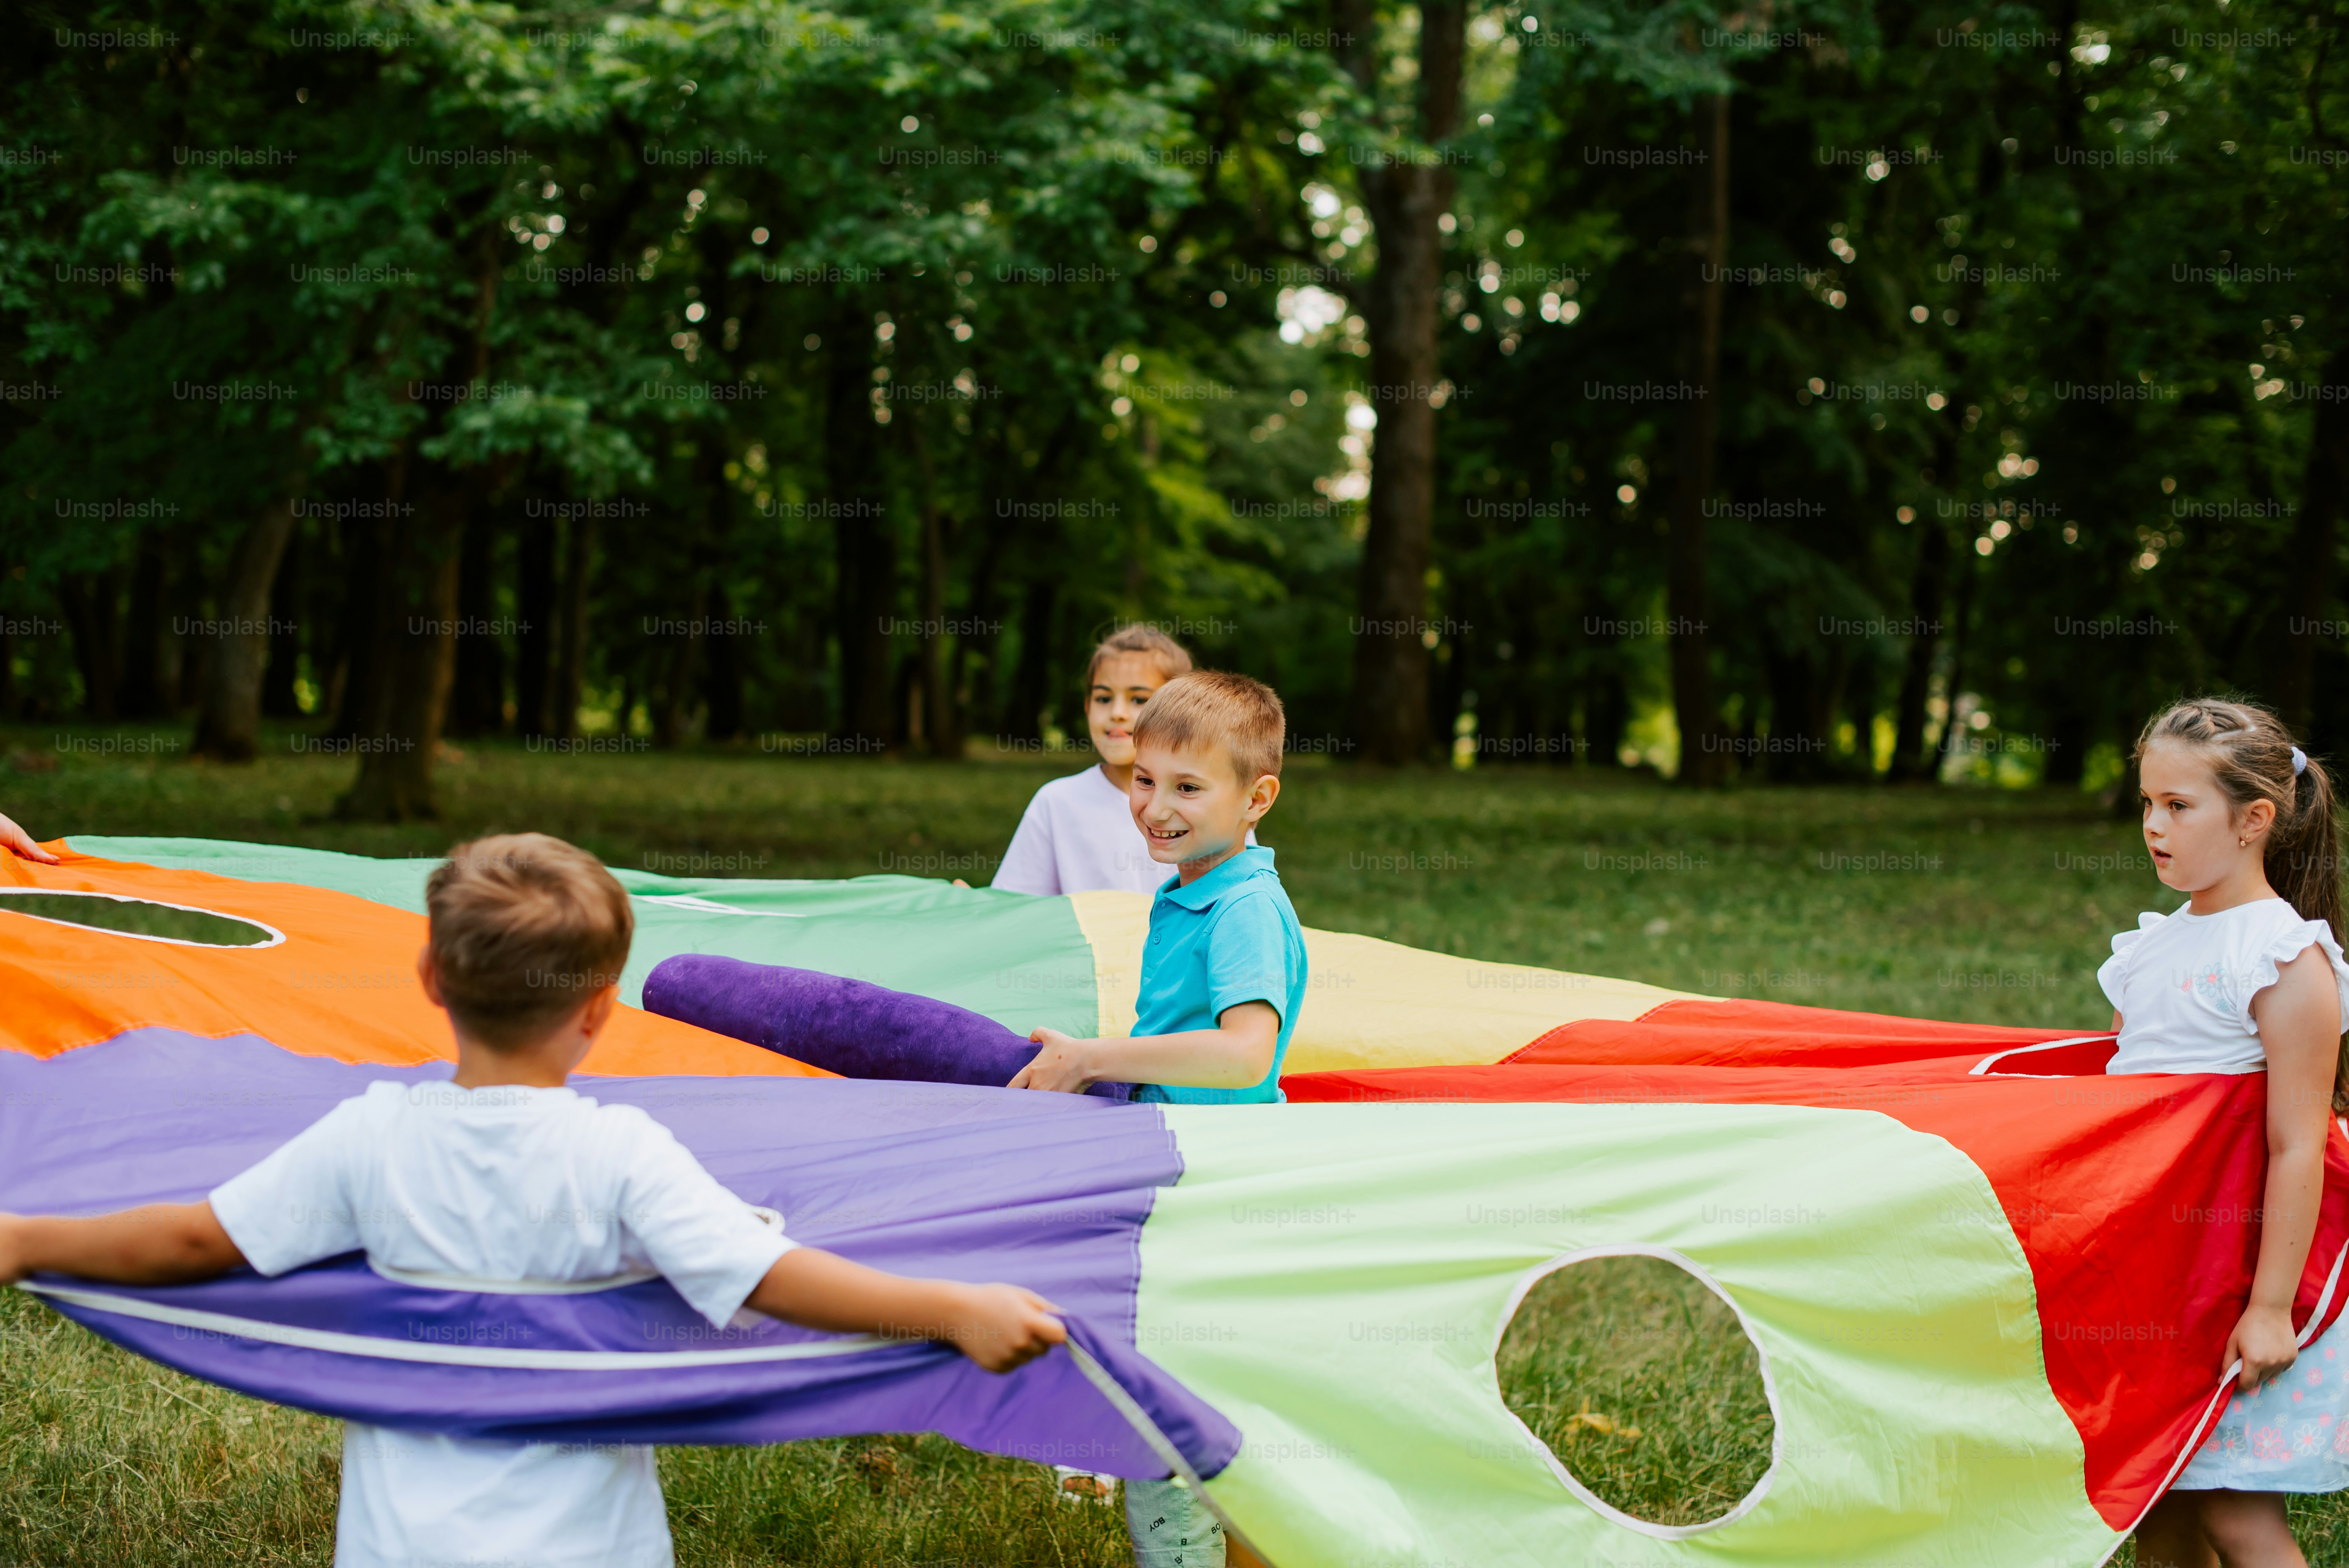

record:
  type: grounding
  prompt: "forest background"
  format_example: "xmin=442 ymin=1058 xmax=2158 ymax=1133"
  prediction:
xmin=2 ymin=0 xmax=2343 ymax=816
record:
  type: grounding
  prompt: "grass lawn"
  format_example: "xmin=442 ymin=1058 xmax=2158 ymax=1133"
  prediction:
xmin=2 ymin=723 xmax=2342 ymax=1564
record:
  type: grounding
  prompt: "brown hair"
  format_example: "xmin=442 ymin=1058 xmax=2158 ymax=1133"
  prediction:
xmin=1085 ymin=623 xmax=1193 ymax=690
xmin=2135 ymin=697 xmax=2345 ymax=1103
xmin=425 ymin=833 xmax=633 ymax=1048
xmin=1132 ymin=670 xmax=1286 ymax=785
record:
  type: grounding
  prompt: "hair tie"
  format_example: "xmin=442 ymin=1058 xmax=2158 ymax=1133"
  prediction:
xmin=2293 ymin=746 xmax=2309 ymax=777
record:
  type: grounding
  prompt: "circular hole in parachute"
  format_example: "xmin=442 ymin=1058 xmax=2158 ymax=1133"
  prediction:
xmin=0 ymin=889 xmax=279 ymax=948
xmin=1496 ymin=1251 xmax=1775 ymax=1530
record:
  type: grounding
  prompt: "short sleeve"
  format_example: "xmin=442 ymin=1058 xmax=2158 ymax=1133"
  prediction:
xmin=209 ymin=1095 xmax=373 ymax=1277
xmin=2246 ymin=917 xmax=2349 ymax=1033
xmin=1206 ymin=888 xmax=1293 ymax=1026
xmin=610 ymin=1107 xmax=796 ymax=1327
xmin=990 ymin=787 xmax=1062 ymax=895
xmin=2097 ymin=914 xmax=2162 ymax=1017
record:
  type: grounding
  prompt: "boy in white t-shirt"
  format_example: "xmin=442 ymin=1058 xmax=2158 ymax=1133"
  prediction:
xmin=995 ymin=624 xmax=1230 ymax=899
xmin=0 ymin=833 xmax=1064 ymax=1568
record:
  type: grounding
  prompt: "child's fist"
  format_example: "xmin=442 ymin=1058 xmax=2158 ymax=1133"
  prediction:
xmin=1010 ymin=1027 xmax=1094 ymax=1094
xmin=2228 ymin=1304 xmax=2300 ymax=1393
xmin=947 ymin=1284 xmax=1067 ymax=1373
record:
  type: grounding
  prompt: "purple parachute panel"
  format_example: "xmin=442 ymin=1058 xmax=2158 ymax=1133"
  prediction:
xmin=1 ymin=1028 xmax=1235 ymax=1477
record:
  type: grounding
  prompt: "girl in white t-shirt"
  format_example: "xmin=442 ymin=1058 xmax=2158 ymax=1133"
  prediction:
xmin=2112 ymin=699 xmax=2349 ymax=1568
xmin=993 ymin=625 xmax=1194 ymax=898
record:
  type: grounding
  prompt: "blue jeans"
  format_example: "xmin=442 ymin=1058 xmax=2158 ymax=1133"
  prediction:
xmin=1125 ymin=1476 xmax=1224 ymax=1568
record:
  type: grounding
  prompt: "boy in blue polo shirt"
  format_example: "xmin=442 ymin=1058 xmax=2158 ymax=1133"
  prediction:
xmin=1012 ymin=670 xmax=1304 ymax=1565
xmin=1011 ymin=668 xmax=1306 ymax=1102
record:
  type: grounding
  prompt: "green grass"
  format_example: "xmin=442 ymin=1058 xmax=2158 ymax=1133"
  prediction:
xmin=0 ymin=1289 xmax=1133 ymax=1568
xmin=1498 ymin=1256 xmax=1773 ymax=1529
xmin=0 ymin=889 xmax=275 ymax=946
xmin=0 ymin=724 xmax=2340 ymax=1563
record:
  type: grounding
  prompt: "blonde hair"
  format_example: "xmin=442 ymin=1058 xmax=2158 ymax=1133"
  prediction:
xmin=1085 ymin=623 xmax=1192 ymax=690
xmin=2135 ymin=697 xmax=2345 ymax=1107
xmin=1132 ymin=670 xmax=1285 ymax=785
xmin=425 ymin=833 xmax=633 ymax=1048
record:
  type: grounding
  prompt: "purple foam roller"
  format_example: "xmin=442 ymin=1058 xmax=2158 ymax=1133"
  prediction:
xmin=642 ymin=954 xmax=1133 ymax=1102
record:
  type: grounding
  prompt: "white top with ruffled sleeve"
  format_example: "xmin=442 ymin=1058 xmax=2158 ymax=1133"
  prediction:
xmin=2099 ymin=898 xmax=2349 ymax=1075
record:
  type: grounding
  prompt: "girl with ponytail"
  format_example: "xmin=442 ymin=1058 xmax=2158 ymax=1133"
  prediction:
xmin=2116 ymin=699 xmax=2349 ymax=1567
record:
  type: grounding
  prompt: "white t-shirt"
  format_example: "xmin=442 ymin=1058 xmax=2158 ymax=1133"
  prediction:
xmin=993 ymin=765 xmax=1170 ymax=898
xmin=210 ymin=1080 xmax=795 ymax=1568
xmin=2099 ymin=898 xmax=2349 ymax=1075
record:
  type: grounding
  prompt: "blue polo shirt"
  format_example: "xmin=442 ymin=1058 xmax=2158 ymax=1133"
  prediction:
xmin=1131 ymin=846 xmax=1308 ymax=1105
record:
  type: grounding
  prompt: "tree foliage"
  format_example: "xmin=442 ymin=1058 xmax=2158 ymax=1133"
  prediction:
xmin=1 ymin=0 xmax=2342 ymax=805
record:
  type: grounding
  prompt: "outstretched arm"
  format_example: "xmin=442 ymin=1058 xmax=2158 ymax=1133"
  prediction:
xmin=0 ymin=811 xmax=58 ymax=864
xmin=2232 ymin=949 xmax=2341 ymax=1392
xmin=745 ymin=1247 xmax=1065 ymax=1373
xmin=1012 ymin=1001 xmax=1279 ymax=1095
xmin=0 ymin=1202 xmax=246 ymax=1286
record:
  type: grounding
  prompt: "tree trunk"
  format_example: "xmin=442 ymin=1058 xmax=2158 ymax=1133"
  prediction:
xmin=1587 ymin=663 xmax=1629 ymax=766
xmin=1667 ymin=92 xmax=1730 ymax=786
xmin=446 ymin=509 xmax=505 ymax=737
xmin=515 ymin=504 xmax=556 ymax=736
xmin=1887 ymin=518 xmax=1952 ymax=781
xmin=656 ymin=444 xmax=729 ymax=750
xmin=828 ymin=320 xmax=895 ymax=747
xmin=1932 ymin=548 xmax=1980 ymax=777
xmin=1342 ymin=0 xmax=1463 ymax=765
xmin=194 ymin=488 xmax=304 ymax=762
xmin=902 ymin=409 xmax=959 ymax=760
xmin=704 ymin=593 xmax=745 ymax=741
xmin=953 ymin=523 xmax=1008 ymax=747
xmin=261 ymin=518 xmax=305 ymax=719
xmin=1760 ymin=641 xmax=1846 ymax=782
xmin=329 ymin=479 xmax=400 ymax=741
xmin=2044 ymin=706 xmax=2091 ymax=786
xmin=553 ymin=514 xmax=593 ymax=741
xmin=119 ymin=534 xmax=169 ymax=718
xmin=2278 ymin=353 xmax=2349 ymax=741
xmin=918 ymin=499 xmax=957 ymax=759
xmin=653 ymin=579 xmax=705 ymax=750
xmin=338 ymin=472 xmax=468 ymax=820
xmin=340 ymin=220 xmax=501 ymax=810
xmin=1005 ymin=571 xmax=1059 ymax=741
xmin=895 ymin=649 xmax=921 ymax=748
xmin=833 ymin=512 xmax=896 ymax=746
xmin=165 ymin=529 xmax=209 ymax=711
xmin=59 ymin=571 xmax=123 ymax=722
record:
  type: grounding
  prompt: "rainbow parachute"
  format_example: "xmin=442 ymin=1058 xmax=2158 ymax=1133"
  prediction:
xmin=5 ymin=838 xmax=2345 ymax=1567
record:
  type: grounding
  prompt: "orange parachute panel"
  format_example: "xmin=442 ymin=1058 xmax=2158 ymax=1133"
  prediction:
xmin=0 ymin=843 xmax=829 ymax=1080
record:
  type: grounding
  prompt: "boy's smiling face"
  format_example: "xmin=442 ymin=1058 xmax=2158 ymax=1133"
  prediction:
xmin=1130 ymin=738 xmax=1279 ymax=882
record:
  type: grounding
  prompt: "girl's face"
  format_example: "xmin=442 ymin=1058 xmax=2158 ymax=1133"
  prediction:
xmin=1088 ymin=653 xmax=1168 ymax=767
xmin=2140 ymin=740 xmax=2274 ymax=892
